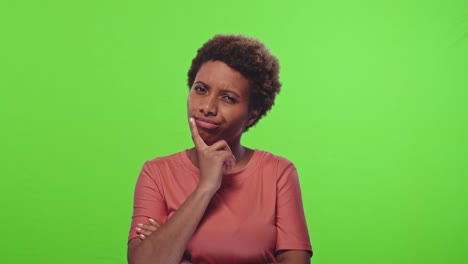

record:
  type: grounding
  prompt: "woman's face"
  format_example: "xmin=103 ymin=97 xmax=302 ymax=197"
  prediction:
xmin=187 ymin=60 xmax=258 ymax=146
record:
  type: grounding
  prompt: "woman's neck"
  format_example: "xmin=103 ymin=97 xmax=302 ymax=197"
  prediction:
xmin=187 ymin=144 xmax=254 ymax=173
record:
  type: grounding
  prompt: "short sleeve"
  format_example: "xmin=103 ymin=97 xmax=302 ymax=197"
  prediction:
xmin=128 ymin=160 xmax=168 ymax=242
xmin=275 ymin=160 xmax=312 ymax=253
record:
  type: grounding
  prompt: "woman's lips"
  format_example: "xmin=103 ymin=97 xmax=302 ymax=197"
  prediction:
xmin=195 ymin=118 xmax=220 ymax=130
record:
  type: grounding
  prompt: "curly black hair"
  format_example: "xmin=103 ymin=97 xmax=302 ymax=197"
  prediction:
xmin=187 ymin=34 xmax=281 ymax=130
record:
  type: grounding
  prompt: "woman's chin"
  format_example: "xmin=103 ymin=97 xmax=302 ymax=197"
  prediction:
xmin=201 ymin=136 xmax=218 ymax=146
xmin=198 ymin=131 xmax=218 ymax=145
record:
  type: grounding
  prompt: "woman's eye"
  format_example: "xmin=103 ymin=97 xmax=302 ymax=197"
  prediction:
xmin=194 ymin=86 xmax=206 ymax=93
xmin=223 ymin=95 xmax=237 ymax=103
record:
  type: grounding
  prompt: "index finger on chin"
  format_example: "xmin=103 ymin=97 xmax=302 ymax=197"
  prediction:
xmin=189 ymin=117 xmax=207 ymax=150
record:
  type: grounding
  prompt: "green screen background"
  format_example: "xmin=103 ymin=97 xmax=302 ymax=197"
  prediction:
xmin=1 ymin=0 xmax=467 ymax=263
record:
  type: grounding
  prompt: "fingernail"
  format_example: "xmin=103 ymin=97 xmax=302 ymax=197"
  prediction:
xmin=137 ymin=223 xmax=143 ymax=227
xmin=149 ymin=218 xmax=155 ymax=223
xmin=140 ymin=234 xmax=145 ymax=239
xmin=190 ymin=117 xmax=194 ymax=123
xmin=136 ymin=227 xmax=141 ymax=231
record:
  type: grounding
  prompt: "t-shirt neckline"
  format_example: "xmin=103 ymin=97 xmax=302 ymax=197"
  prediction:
xmin=180 ymin=148 xmax=262 ymax=184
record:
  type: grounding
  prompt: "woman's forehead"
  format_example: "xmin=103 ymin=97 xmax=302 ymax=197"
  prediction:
xmin=195 ymin=61 xmax=250 ymax=94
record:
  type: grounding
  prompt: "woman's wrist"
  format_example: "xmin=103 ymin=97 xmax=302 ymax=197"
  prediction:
xmin=194 ymin=184 xmax=218 ymax=199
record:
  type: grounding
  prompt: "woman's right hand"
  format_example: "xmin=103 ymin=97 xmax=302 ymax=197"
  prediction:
xmin=135 ymin=218 xmax=160 ymax=240
xmin=136 ymin=218 xmax=193 ymax=264
xmin=189 ymin=118 xmax=236 ymax=194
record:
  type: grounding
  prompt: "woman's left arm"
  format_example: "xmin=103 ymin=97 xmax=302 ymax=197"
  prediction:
xmin=274 ymin=250 xmax=311 ymax=264
xmin=274 ymin=159 xmax=313 ymax=263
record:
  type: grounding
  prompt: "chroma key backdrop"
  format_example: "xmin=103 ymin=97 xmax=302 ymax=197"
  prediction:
xmin=1 ymin=0 xmax=467 ymax=263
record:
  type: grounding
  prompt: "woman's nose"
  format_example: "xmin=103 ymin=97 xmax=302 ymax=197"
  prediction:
xmin=200 ymin=95 xmax=217 ymax=116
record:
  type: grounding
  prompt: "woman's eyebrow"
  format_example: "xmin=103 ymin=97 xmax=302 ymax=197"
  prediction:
xmin=194 ymin=81 xmax=242 ymax=98
xmin=194 ymin=81 xmax=209 ymax=87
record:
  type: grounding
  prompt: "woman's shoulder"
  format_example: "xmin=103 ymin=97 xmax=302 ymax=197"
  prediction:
xmin=254 ymin=149 xmax=295 ymax=169
xmin=144 ymin=150 xmax=188 ymax=169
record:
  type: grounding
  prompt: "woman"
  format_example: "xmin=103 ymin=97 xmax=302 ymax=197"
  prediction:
xmin=127 ymin=34 xmax=312 ymax=264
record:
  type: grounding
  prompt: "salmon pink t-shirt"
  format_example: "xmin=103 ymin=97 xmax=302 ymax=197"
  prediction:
xmin=128 ymin=149 xmax=312 ymax=263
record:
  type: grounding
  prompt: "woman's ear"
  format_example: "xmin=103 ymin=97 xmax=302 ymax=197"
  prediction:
xmin=246 ymin=110 xmax=259 ymax=127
